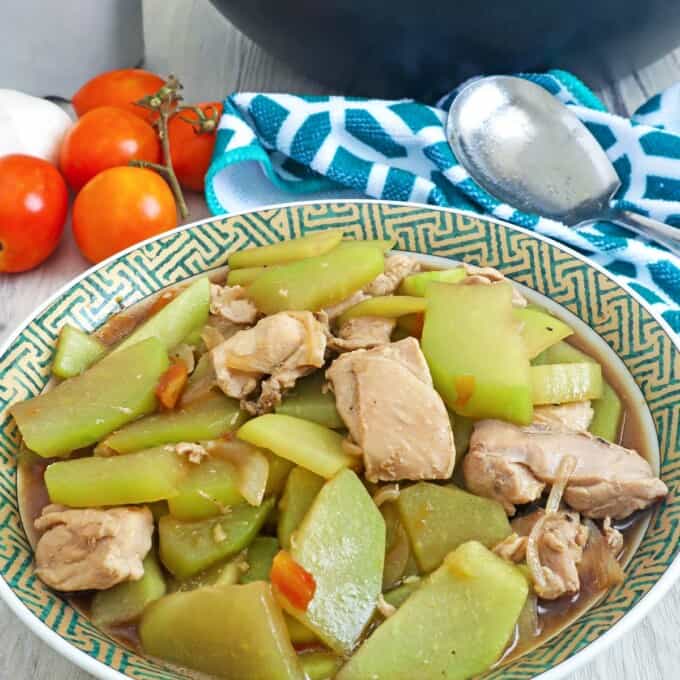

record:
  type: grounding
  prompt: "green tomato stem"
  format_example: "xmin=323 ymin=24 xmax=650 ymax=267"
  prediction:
xmin=130 ymin=75 xmax=190 ymax=220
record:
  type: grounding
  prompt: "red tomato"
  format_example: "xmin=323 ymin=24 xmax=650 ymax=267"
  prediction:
xmin=168 ymin=102 xmax=223 ymax=192
xmin=59 ymin=106 xmax=161 ymax=191
xmin=72 ymin=69 xmax=165 ymax=122
xmin=72 ymin=167 xmax=177 ymax=264
xmin=0 ymin=155 xmax=68 ymax=273
xmin=270 ymin=550 xmax=316 ymax=611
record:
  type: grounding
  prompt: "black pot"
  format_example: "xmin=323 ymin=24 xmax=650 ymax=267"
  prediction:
xmin=210 ymin=0 xmax=680 ymax=100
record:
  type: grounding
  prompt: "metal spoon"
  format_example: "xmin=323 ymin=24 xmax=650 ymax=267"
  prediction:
xmin=446 ymin=75 xmax=680 ymax=256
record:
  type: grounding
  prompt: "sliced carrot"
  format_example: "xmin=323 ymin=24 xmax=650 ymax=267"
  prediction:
xmin=155 ymin=360 xmax=188 ymax=410
xmin=271 ymin=550 xmax=316 ymax=612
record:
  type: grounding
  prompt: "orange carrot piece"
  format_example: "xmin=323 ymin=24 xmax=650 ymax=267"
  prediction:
xmin=155 ymin=360 xmax=189 ymax=410
xmin=271 ymin=550 xmax=316 ymax=612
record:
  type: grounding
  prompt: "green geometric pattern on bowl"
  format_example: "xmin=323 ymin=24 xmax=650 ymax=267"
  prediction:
xmin=0 ymin=201 xmax=678 ymax=679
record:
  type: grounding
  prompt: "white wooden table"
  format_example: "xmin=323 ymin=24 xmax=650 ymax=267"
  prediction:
xmin=1 ymin=0 xmax=679 ymax=677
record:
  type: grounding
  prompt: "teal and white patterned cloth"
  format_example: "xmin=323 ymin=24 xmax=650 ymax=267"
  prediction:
xmin=205 ymin=70 xmax=680 ymax=333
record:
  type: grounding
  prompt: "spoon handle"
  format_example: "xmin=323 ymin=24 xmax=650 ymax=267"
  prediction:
xmin=605 ymin=209 xmax=680 ymax=257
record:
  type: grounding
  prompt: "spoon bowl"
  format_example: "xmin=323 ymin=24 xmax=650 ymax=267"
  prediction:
xmin=447 ymin=76 xmax=620 ymax=224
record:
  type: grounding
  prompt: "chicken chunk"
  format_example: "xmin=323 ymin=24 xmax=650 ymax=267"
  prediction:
xmin=464 ymin=449 xmax=546 ymax=515
xmin=210 ymin=284 xmax=258 ymax=325
xmin=327 ymin=338 xmax=455 ymax=482
xmin=463 ymin=420 xmax=667 ymax=518
xmin=211 ymin=311 xmax=327 ymax=412
xmin=498 ymin=509 xmax=589 ymax=600
xmin=493 ymin=532 xmax=528 ymax=562
xmin=532 ymin=401 xmax=594 ymax=432
xmin=34 ymin=504 xmax=153 ymax=592
xmin=214 ymin=364 xmax=259 ymax=400
xmin=461 ymin=263 xmax=528 ymax=307
xmin=603 ymin=517 xmax=624 ymax=556
xmin=250 ymin=365 xmax=316 ymax=416
xmin=330 ymin=316 xmax=396 ymax=352
xmin=529 ymin=511 xmax=589 ymax=599
xmin=364 ymin=254 xmax=420 ymax=297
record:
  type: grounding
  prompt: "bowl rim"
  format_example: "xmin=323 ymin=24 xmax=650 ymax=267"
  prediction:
xmin=1 ymin=198 xmax=678 ymax=680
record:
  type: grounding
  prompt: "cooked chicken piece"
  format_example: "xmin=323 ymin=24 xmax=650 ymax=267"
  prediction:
xmin=34 ymin=504 xmax=153 ymax=592
xmin=493 ymin=532 xmax=528 ymax=562
xmin=461 ymin=263 xmax=528 ymax=307
xmin=327 ymin=338 xmax=455 ymax=482
xmin=603 ymin=517 xmax=624 ymax=555
xmin=352 ymin=336 xmax=434 ymax=380
xmin=503 ymin=509 xmax=589 ymax=600
xmin=462 ymin=263 xmax=506 ymax=282
xmin=215 ymin=365 xmax=259 ymax=400
xmin=532 ymin=401 xmax=594 ymax=432
xmin=329 ymin=337 xmax=431 ymax=428
xmin=213 ymin=311 xmax=326 ymax=377
xmin=246 ymin=363 xmax=316 ymax=416
xmin=210 ymin=284 xmax=258 ymax=325
xmin=508 ymin=506 xmax=623 ymax=600
xmin=364 ymin=254 xmax=420 ymax=297
xmin=176 ymin=442 xmax=209 ymax=464
xmin=464 ymin=420 xmax=667 ymax=518
xmin=529 ymin=514 xmax=588 ymax=599
xmin=324 ymin=291 xmax=369 ymax=321
xmin=463 ymin=448 xmax=546 ymax=516
xmin=330 ymin=316 xmax=396 ymax=352
xmin=564 ymin=479 xmax=668 ymax=520
xmin=212 ymin=311 xmax=326 ymax=413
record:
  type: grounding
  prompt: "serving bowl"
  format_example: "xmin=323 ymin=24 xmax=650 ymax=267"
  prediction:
xmin=0 ymin=200 xmax=678 ymax=679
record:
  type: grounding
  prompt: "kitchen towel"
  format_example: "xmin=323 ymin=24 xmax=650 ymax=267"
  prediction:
xmin=205 ymin=70 xmax=680 ymax=333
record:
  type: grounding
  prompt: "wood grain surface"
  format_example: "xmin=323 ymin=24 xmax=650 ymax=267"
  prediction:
xmin=1 ymin=0 xmax=679 ymax=677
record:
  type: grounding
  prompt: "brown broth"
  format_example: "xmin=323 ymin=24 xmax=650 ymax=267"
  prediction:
xmin=15 ymin=262 xmax=657 ymax=677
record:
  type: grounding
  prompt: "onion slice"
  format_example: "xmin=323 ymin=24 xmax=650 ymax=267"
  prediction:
xmin=546 ymin=455 xmax=577 ymax=513
xmin=208 ymin=439 xmax=269 ymax=506
xmin=373 ymin=484 xmax=400 ymax=507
